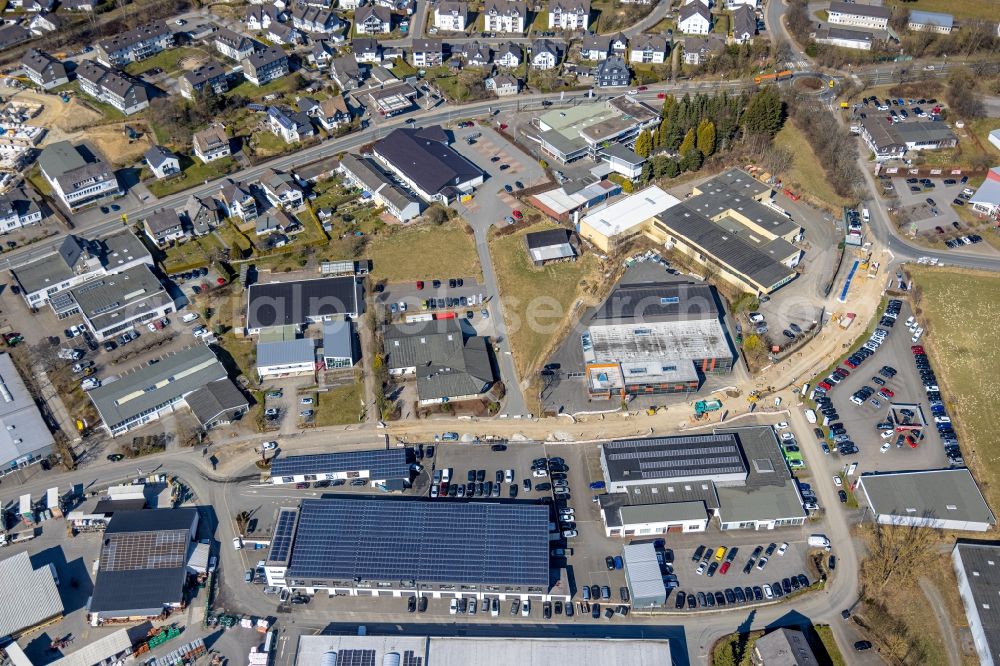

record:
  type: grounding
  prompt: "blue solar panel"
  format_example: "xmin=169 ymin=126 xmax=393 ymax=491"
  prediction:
xmin=271 ymin=449 xmax=410 ymax=480
xmin=286 ymin=499 xmax=550 ymax=586
xmin=268 ymin=508 xmax=299 ymax=564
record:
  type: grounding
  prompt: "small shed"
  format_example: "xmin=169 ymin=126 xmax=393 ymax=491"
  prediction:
xmin=622 ymin=542 xmax=666 ymax=607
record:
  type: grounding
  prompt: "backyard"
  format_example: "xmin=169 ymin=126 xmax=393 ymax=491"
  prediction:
xmin=124 ymin=46 xmax=209 ymax=76
xmin=147 ymin=155 xmax=238 ymax=199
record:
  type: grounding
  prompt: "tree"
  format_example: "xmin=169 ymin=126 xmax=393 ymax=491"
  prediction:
xmin=634 ymin=129 xmax=652 ymax=158
xmin=743 ymin=86 xmax=784 ymax=138
xmin=696 ymin=119 xmax=716 ymax=156
xmin=680 ymin=147 xmax=703 ymax=172
xmin=678 ymin=128 xmax=696 ymax=155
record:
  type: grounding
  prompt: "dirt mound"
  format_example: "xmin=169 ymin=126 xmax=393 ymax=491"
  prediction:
xmin=87 ymin=124 xmax=154 ymax=166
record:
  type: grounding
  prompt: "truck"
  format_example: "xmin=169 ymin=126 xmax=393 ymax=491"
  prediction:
xmin=808 ymin=534 xmax=831 ymax=550
xmin=839 ymin=313 xmax=856 ymax=329
xmin=694 ymin=399 xmax=722 ymax=415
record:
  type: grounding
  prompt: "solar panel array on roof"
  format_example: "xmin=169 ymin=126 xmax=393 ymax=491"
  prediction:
xmin=402 ymin=651 xmax=422 ymax=666
xmin=337 ymin=651 xmax=375 ymax=666
xmin=286 ymin=499 xmax=550 ymax=586
xmin=271 ymin=449 xmax=410 ymax=481
xmin=100 ymin=530 xmax=187 ymax=572
xmin=268 ymin=507 xmax=299 ymax=565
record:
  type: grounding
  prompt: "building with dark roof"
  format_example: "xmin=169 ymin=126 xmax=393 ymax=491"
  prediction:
xmin=338 ymin=154 xmax=422 ymax=222
xmin=89 ymin=508 xmax=198 ymax=620
xmin=859 ymin=117 xmax=957 ymax=161
xmin=356 ymin=4 xmax=391 ymax=33
xmin=144 ymin=146 xmax=180 ymax=180
xmin=372 ymin=126 xmax=484 ymax=204
xmin=242 ymin=48 xmax=289 ymax=86
xmin=594 ymin=56 xmax=630 ymax=88
xmin=270 ymin=449 xmax=411 ymax=485
xmin=96 ymin=21 xmax=174 ymax=67
xmin=732 ymin=5 xmax=757 ymax=43
xmin=185 ymin=379 xmax=249 ymax=429
xmin=751 ymin=629 xmax=819 ymax=666
xmin=952 ymin=541 xmax=1000 ymax=666
xmin=21 ymin=49 xmax=67 ymax=89
xmin=0 ymin=187 xmax=42 ymax=233
xmin=263 ymin=498 xmax=565 ymax=601
xmin=857 ymin=468 xmax=996 ymax=531
xmin=179 ymin=60 xmax=230 ymax=100
xmin=76 ymin=60 xmax=149 ymax=116
xmin=246 ymin=276 xmax=362 ymax=333
xmin=525 ymin=228 xmax=578 ymax=265
xmin=37 ymin=141 xmax=121 ymax=212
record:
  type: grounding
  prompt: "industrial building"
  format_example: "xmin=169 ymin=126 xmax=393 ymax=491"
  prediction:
xmin=584 ymin=280 xmax=734 ymax=398
xmin=88 ymin=346 xmax=247 ymax=436
xmin=270 ymin=449 xmax=411 ymax=486
xmin=598 ymin=427 xmax=807 ymax=535
xmin=524 ymin=228 xmax=578 ymax=266
xmin=857 ymin=469 xmax=996 ymax=532
xmin=256 ymin=338 xmax=317 ymax=380
xmin=321 ymin=320 xmax=358 ymax=368
xmin=89 ymin=508 xmax=199 ymax=621
xmin=529 ymin=177 xmax=621 ymax=223
xmin=0 ymin=551 xmax=63 ymax=640
xmin=952 ymin=541 xmax=1000 ymax=666
xmin=264 ymin=498 xmax=565 ymax=601
xmin=246 ymin=276 xmax=362 ymax=333
xmin=622 ymin=543 xmax=667 ymax=608
xmin=825 ymin=0 xmax=890 ymax=30
xmin=293 ymin=636 xmax=672 ymax=666
xmin=371 ymin=126 xmax=484 ymax=204
xmin=531 ymin=95 xmax=659 ymax=164
xmin=0 ymin=352 xmax=55 ymax=474
xmin=578 ymin=185 xmax=680 ymax=252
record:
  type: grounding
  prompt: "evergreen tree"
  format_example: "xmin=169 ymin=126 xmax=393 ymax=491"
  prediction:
xmin=680 ymin=148 xmax=703 ymax=172
xmin=743 ymin=86 xmax=784 ymax=138
xmin=663 ymin=159 xmax=680 ymax=178
xmin=678 ymin=128 xmax=696 ymax=155
xmin=634 ymin=130 xmax=652 ymax=158
xmin=697 ymin=119 xmax=716 ymax=157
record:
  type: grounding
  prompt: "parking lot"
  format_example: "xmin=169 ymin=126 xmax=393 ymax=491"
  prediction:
xmin=375 ymin=276 xmax=489 ymax=325
xmin=889 ymin=176 xmax=975 ymax=239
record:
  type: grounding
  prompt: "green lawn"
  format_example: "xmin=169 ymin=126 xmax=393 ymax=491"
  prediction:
xmin=69 ymin=81 xmax=125 ymax=121
xmin=886 ymin=0 xmax=998 ymax=21
xmin=774 ymin=122 xmax=853 ymax=210
xmin=368 ymin=222 xmax=480 ymax=282
xmin=529 ymin=9 xmax=548 ymax=33
xmin=162 ymin=235 xmax=225 ymax=273
xmin=147 ymin=155 xmax=237 ymax=199
xmin=227 ymin=74 xmax=304 ymax=101
xmin=124 ymin=47 xmax=207 ymax=76
xmin=389 ymin=59 xmax=418 ymax=78
xmin=253 ymin=130 xmax=293 ymax=157
xmin=489 ymin=221 xmax=600 ymax=377
xmin=813 ymin=626 xmax=847 ymax=666
xmin=25 ymin=164 xmax=52 ymax=196
xmin=713 ymin=13 xmax=730 ymax=34
xmin=315 ymin=376 xmax=364 ymax=426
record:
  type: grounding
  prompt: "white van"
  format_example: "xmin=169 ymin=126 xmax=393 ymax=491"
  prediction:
xmin=862 ymin=207 xmax=870 ymax=222
xmin=804 ymin=409 xmax=817 ymax=424
xmin=847 ymin=462 xmax=858 ymax=476
xmin=808 ymin=534 xmax=831 ymax=549
xmin=181 ymin=312 xmax=199 ymax=323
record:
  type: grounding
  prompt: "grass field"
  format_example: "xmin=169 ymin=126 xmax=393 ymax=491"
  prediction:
xmin=368 ymin=222 xmax=480 ymax=282
xmin=162 ymin=235 xmax=225 ymax=273
xmin=774 ymin=122 xmax=853 ymax=210
xmin=124 ymin=47 xmax=206 ymax=76
xmin=147 ymin=155 xmax=237 ymax=198
xmin=813 ymin=626 xmax=847 ymax=666
xmin=910 ymin=267 xmax=1000 ymax=511
xmin=885 ymin=0 xmax=998 ymax=21
xmin=489 ymin=222 xmax=600 ymax=377
xmin=315 ymin=376 xmax=364 ymax=426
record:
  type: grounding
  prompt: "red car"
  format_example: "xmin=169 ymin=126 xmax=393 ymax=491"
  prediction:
xmin=719 ymin=561 xmax=731 ymax=575
xmin=835 ymin=367 xmax=849 ymax=378
xmin=416 ymin=280 xmax=424 ymax=290
xmin=818 ymin=381 xmax=832 ymax=391
xmin=657 ymin=92 xmax=666 ymax=99
xmin=879 ymin=388 xmax=894 ymax=398
xmin=911 ymin=345 xmax=925 ymax=354
xmin=499 ymin=123 xmax=508 ymax=130
xmin=512 ymin=210 xmax=523 ymax=219
xmin=844 ymin=358 xmax=858 ymax=369
xmin=906 ymin=435 xmax=918 ymax=449
xmin=637 ymin=86 xmax=648 ymax=91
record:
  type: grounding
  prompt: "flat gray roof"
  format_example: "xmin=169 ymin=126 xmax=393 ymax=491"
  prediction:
xmin=602 ymin=433 xmax=746 ymax=484
xmin=859 ymin=469 xmax=996 ymax=527
xmin=322 ymin=320 xmax=355 ymax=360
xmin=953 ymin=541 xmax=1000 ymax=662
xmin=0 ymin=551 xmax=63 ymax=637
xmin=37 ymin=140 xmax=86 ymax=179
xmin=0 ymin=353 xmax=55 ymax=467
xmin=257 ymin=338 xmax=316 ymax=368
xmin=71 ymin=264 xmax=172 ymax=333
xmin=620 ymin=501 xmax=708 ymax=524
xmin=591 ymin=280 xmax=720 ymax=325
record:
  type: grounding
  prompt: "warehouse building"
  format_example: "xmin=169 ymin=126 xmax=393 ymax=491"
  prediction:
xmin=529 ymin=177 xmax=621 ymax=223
xmin=371 ymin=126 xmax=484 ymax=204
xmin=321 ymin=320 xmax=358 ymax=368
xmin=578 ymin=185 xmax=680 ymax=252
xmin=599 ymin=482 xmax=718 ymax=536
xmin=622 ymin=543 xmax=667 ymax=608
xmin=952 ymin=541 xmax=1000 ymax=666
xmin=531 ymin=95 xmax=659 ymax=164
xmin=89 ymin=508 xmax=199 ymax=621
xmin=0 ymin=551 xmax=63 ymax=640
xmin=857 ymin=469 xmax=996 ymax=532
xmin=246 ymin=276 xmax=362 ymax=334
xmin=256 ymin=338 xmax=317 ymax=380
xmin=294 ymin=636 xmax=672 ymax=666
xmin=601 ymin=433 xmax=747 ymax=493
xmin=584 ymin=280 xmax=734 ymax=398
xmin=264 ymin=498 xmax=565 ymax=601
xmin=270 ymin=449 xmax=411 ymax=486
xmin=0 ymin=352 xmax=55 ymax=474
xmin=88 ymin=345 xmax=247 ymax=436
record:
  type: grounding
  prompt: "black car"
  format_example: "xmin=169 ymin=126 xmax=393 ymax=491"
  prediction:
xmin=104 ymin=340 xmax=118 ymax=352
xmin=107 ymin=453 xmax=124 ymax=462
xmin=620 ymin=586 xmax=630 ymax=603
xmin=687 ymin=594 xmax=696 ymax=609
xmin=697 ymin=591 xmax=708 ymax=607
xmin=771 ymin=582 xmax=783 ymax=598
xmin=705 ymin=593 xmax=715 ymax=608
xmin=744 ymin=586 xmax=753 ymax=602
xmin=813 ymin=428 xmax=825 ymax=439
xmin=408 ymin=596 xmax=417 ymax=612
xmin=854 ymin=641 xmax=873 ymax=652
xmin=734 ymin=587 xmax=746 ymax=603
xmin=782 ymin=578 xmax=792 ymax=594
xmin=714 ymin=591 xmax=725 ymax=606
xmin=675 ymin=592 xmax=686 ymax=609
xmin=491 ymin=444 xmax=507 ymax=451
xmin=591 ymin=603 xmax=601 ymax=619
xmin=838 ymin=490 xmax=848 ymax=503
xmin=477 ymin=469 xmax=486 ymax=482
xmin=606 ymin=556 xmax=616 ymax=570
xmin=753 ymin=586 xmax=763 ymax=601
xmin=418 ymin=596 xmax=428 ymax=612
xmin=590 ymin=584 xmax=600 ymax=599
xmin=798 ymin=574 xmax=809 ymax=588
xmin=543 ymin=602 xmax=552 ymax=619
xmin=692 ymin=545 xmax=706 ymax=562
xmin=725 ymin=588 xmax=736 ymax=604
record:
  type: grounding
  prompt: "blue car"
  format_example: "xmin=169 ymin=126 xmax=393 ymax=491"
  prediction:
xmin=589 ymin=481 xmax=606 ymax=490
xmin=614 ymin=556 xmax=623 ymax=570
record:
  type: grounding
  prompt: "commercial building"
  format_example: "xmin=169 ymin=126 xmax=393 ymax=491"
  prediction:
xmin=969 ymin=166 xmax=1000 ymax=218
xmin=598 ymin=427 xmax=807 ymax=535
xmin=321 ymin=320 xmax=357 ymax=368
xmin=907 ymin=10 xmax=953 ymax=33
xmin=256 ymin=338 xmax=317 ymax=380
xmin=21 ymin=48 xmax=68 ymax=89
xmin=366 ymin=81 xmax=419 ymax=118
xmin=37 ymin=141 xmax=121 ymax=211
xmin=826 ymin=1 xmax=890 ymax=30
xmin=751 ymin=629 xmax=819 ymax=666
xmin=0 ymin=353 xmax=55 ymax=472
xmin=246 ymin=276 xmax=362 ymax=333
xmin=50 ymin=264 xmax=174 ymax=341
xmin=578 ymin=185 xmax=679 ymax=251
xmin=383 ymin=319 xmax=495 ymax=405
xmin=89 ymin=508 xmax=198 ymax=620
xmin=0 ymin=551 xmax=63 ymax=640
xmin=264 ymin=498 xmax=562 ymax=601
xmin=860 ymin=118 xmax=957 ymax=160
xmin=812 ymin=26 xmax=875 ymax=50
xmin=622 ymin=543 xmax=666 ymax=607
xmin=531 ymin=95 xmax=659 ymax=163
xmin=294 ymin=636 xmax=671 ymax=666
xmin=525 ymin=228 xmax=578 ymax=266
xmin=75 ymin=60 xmax=149 ymax=115
xmin=270 ymin=449 xmax=411 ymax=485
xmin=599 ymin=142 xmax=646 ymax=179
xmin=372 ymin=126 xmax=484 ymax=204
xmin=96 ymin=21 xmax=174 ymax=67
xmin=530 ymin=177 xmax=620 ymax=222
xmin=584 ymin=280 xmax=734 ymax=398
xmin=857 ymin=469 xmax=996 ymax=531
xmin=952 ymin=541 xmax=1000 ymax=666
xmin=11 ymin=231 xmax=151 ymax=308
xmin=338 ymin=154 xmax=422 ymax=222
xmin=88 ymin=345 xmax=246 ymax=436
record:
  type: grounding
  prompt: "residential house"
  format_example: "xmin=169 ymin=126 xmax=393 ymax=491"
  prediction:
xmin=460 ymin=41 xmax=491 ymax=67
xmin=259 ymin=168 xmax=305 ymax=209
xmin=496 ymin=42 xmax=523 ymax=68
xmin=299 ymin=95 xmax=352 ymax=130
xmin=0 ymin=25 xmax=30 ymax=52
xmin=352 ymin=37 xmax=382 ymax=63
xmin=242 ymin=48 xmax=289 ymax=86
xmin=255 ymin=208 xmax=296 ymax=238
xmin=308 ymin=40 xmax=337 ymax=68
xmin=181 ymin=195 xmax=219 ymax=236
xmin=0 ymin=188 xmax=42 ymax=233
xmin=96 ymin=21 xmax=173 ymax=67
xmin=192 ymin=125 xmax=231 ymax=164
xmin=37 ymin=141 xmax=120 ymax=212
xmin=214 ymin=28 xmax=257 ymax=62
xmin=268 ymin=22 xmax=302 ymax=45
xmin=29 ymin=13 xmax=67 ymax=35
xmin=300 ymin=0 xmax=332 ymax=7
xmin=679 ymin=1 xmax=712 ymax=33
xmin=483 ymin=0 xmax=526 ymax=33
xmin=75 ymin=60 xmax=149 ymax=116
xmin=330 ymin=56 xmax=363 ymax=90
xmin=594 ymin=56 xmax=630 ymax=88
xmin=218 ymin=179 xmax=258 ymax=221
xmin=267 ymin=106 xmax=315 ymax=143
xmin=143 ymin=209 xmax=186 ymax=247
xmin=826 ymin=1 xmax=890 ymax=30
xmin=21 ymin=49 xmax=68 ymax=90
xmin=434 ymin=1 xmax=468 ymax=31
xmin=179 ymin=60 xmax=229 ymax=100
xmin=245 ymin=3 xmax=280 ymax=31
xmin=731 ymin=5 xmax=757 ymax=43
xmin=530 ymin=39 xmax=562 ymax=69
xmin=411 ymin=39 xmax=444 ymax=67
xmin=682 ymin=34 xmax=726 ymax=64
xmin=144 ymin=146 xmax=180 ymax=179
xmin=23 ymin=0 xmax=55 ymax=11
xmin=290 ymin=6 xmax=342 ymax=33
xmin=485 ymin=73 xmax=520 ymax=97
xmin=338 ymin=0 xmax=361 ymax=8
xmin=549 ymin=0 xmax=590 ymax=30
xmin=629 ymin=34 xmax=668 ymax=63
xmin=356 ymin=4 xmax=391 ymax=34
xmin=581 ymin=33 xmax=612 ymax=60
xmin=725 ymin=0 xmax=757 ymax=7
xmin=907 ymin=10 xmax=953 ymax=34
xmin=338 ymin=154 xmax=423 ymax=222
xmin=61 ymin=0 xmax=96 ymax=10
